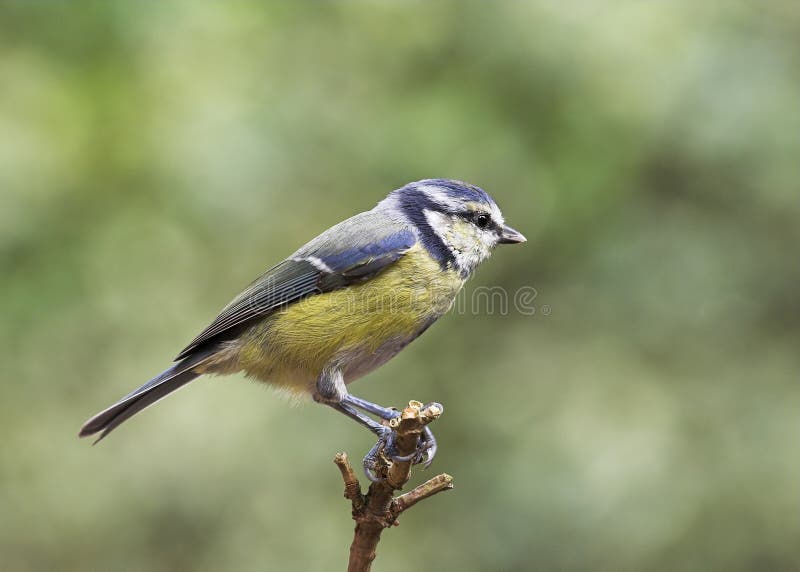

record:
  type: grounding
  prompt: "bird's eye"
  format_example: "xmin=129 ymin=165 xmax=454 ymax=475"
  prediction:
xmin=474 ymin=213 xmax=491 ymax=229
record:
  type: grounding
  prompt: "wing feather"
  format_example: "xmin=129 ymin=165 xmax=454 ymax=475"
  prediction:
xmin=175 ymin=212 xmax=415 ymax=360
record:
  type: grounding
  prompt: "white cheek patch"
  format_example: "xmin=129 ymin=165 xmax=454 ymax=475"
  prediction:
xmin=423 ymin=209 xmax=468 ymax=270
xmin=423 ymin=209 xmax=453 ymax=242
xmin=424 ymin=209 xmax=494 ymax=273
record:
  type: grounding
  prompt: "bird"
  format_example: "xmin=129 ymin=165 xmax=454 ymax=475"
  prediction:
xmin=79 ymin=178 xmax=526 ymax=478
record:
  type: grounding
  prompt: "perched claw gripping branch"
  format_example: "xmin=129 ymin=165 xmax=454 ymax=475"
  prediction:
xmin=334 ymin=401 xmax=454 ymax=572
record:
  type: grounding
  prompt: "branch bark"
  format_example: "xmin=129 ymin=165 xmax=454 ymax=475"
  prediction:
xmin=333 ymin=401 xmax=454 ymax=572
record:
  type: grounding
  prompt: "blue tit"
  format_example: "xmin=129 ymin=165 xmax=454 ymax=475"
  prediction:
xmin=80 ymin=179 xmax=526 ymax=472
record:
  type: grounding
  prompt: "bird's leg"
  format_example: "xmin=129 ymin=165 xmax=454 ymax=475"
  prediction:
xmin=342 ymin=394 xmax=400 ymax=421
xmin=325 ymin=401 xmax=391 ymax=436
xmin=314 ymin=370 xmax=388 ymax=436
xmin=322 ymin=401 xmax=395 ymax=483
xmin=315 ymin=369 xmax=395 ymax=481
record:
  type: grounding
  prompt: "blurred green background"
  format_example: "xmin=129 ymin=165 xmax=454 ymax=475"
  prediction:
xmin=2 ymin=2 xmax=799 ymax=571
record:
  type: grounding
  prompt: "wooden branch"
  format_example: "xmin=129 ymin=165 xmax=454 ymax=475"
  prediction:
xmin=392 ymin=473 xmax=454 ymax=516
xmin=333 ymin=401 xmax=454 ymax=572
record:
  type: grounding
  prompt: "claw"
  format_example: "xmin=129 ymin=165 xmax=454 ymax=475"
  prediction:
xmin=423 ymin=402 xmax=444 ymax=416
xmin=390 ymin=449 xmax=418 ymax=463
xmin=420 ymin=426 xmax=438 ymax=468
xmin=388 ymin=425 xmax=438 ymax=466
xmin=362 ymin=426 xmax=392 ymax=481
xmin=362 ymin=445 xmax=384 ymax=483
xmin=364 ymin=463 xmax=383 ymax=484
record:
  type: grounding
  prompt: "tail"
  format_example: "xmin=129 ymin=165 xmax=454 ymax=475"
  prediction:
xmin=79 ymin=350 xmax=214 ymax=443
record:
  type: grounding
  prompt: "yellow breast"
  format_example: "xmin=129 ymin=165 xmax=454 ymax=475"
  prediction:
xmin=234 ymin=245 xmax=464 ymax=391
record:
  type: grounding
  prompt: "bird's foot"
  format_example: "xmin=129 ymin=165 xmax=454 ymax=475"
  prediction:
xmin=361 ymin=402 xmax=442 ymax=480
xmin=389 ymin=425 xmax=437 ymax=468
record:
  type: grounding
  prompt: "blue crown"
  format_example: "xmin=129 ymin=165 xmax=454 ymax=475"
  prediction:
xmin=391 ymin=178 xmax=496 ymax=214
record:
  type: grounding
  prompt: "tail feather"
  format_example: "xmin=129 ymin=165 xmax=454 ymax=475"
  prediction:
xmin=79 ymin=351 xmax=214 ymax=443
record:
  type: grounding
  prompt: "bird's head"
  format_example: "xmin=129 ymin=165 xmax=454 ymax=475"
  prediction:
xmin=382 ymin=179 xmax=526 ymax=276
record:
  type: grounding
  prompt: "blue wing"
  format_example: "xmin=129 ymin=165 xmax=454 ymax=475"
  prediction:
xmin=175 ymin=211 xmax=416 ymax=360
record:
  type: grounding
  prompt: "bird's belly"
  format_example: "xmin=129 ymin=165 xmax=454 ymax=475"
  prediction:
xmin=338 ymin=329 xmax=430 ymax=383
xmin=233 ymin=248 xmax=463 ymax=392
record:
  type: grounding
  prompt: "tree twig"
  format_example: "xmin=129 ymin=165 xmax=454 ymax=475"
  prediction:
xmin=392 ymin=473 xmax=454 ymax=516
xmin=333 ymin=401 xmax=454 ymax=572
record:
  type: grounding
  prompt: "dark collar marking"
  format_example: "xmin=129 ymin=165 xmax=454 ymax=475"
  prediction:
xmin=393 ymin=188 xmax=456 ymax=271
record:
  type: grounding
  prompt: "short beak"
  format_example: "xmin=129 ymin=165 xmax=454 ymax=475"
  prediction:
xmin=498 ymin=224 xmax=527 ymax=245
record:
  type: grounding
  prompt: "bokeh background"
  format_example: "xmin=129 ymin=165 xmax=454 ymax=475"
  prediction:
xmin=2 ymin=2 xmax=799 ymax=570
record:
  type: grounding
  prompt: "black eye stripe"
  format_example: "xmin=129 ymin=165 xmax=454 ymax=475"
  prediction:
xmin=460 ymin=211 xmax=492 ymax=229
